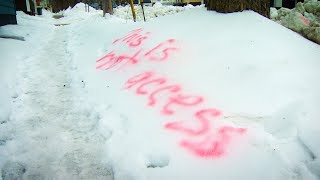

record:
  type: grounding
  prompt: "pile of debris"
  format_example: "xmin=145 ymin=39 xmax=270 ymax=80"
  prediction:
xmin=270 ymin=0 xmax=320 ymax=44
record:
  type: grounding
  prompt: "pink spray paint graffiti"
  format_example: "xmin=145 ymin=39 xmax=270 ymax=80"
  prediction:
xmin=112 ymin=28 xmax=151 ymax=47
xmin=124 ymin=71 xmax=246 ymax=158
xmin=96 ymin=28 xmax=247 ymax=158
xmin=97 ymin=29 xmax=179 ymax=71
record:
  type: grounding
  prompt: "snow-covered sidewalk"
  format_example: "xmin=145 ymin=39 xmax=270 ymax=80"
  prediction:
xmin=1 ymin=12 xmax=113 ymax=179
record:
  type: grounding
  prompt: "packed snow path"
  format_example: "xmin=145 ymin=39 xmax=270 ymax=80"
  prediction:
xmin=1 ymin=26 xmax=113 ymax=179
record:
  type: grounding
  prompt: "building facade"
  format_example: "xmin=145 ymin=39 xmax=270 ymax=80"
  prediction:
xmin=0 ymin=0 xmax=17 ymax=26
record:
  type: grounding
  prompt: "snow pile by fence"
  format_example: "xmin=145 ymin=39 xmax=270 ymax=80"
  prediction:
xmin=53 ymin=2 xmax=201 ymax=22
xmin=270 ymin=0 xmax=320 ymax=44
xmin=113 ymin=3 xmax=200 ymax=21
xmin=61 ymin=3 xmax=102 ymax=21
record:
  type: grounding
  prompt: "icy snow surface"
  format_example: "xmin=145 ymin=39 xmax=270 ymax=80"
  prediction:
xmin=1 ymin=3 xmax=320 ymax=180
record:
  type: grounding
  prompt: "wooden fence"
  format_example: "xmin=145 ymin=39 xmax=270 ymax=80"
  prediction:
xmin=206 ymin=0 xmax=270 ymax=18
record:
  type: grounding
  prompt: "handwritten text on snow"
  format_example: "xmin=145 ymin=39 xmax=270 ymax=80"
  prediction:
xmin=96 ymin=28 xmax=246 ymax=158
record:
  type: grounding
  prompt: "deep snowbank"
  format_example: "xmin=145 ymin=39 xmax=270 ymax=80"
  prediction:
xmin=54 ymin=2 xmax=201 ymax=23
xmin=270 ymin=0 xmax=320 ymax=44
xmin=67 ymin=5 xmax=320 ymax=180
xmin=113 ymin=3 xmax=200 ymax=21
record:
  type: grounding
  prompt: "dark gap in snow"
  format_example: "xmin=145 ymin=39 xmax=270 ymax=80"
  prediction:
xmin=0 ymin=120 xmax=7 ymax=125
xmin=0 ymin=35 xmax=25 ymax=41
xmin=0 ymin=139 xmax=7 ymax=146
xmin=1 ymin=161 xmax=26 ymax=180
xmin=297 ymin=136 xmax=316 ymax=160
xmin=147 ymin=163 xmax=168 ymax=168
xmin=54 ymin=23 xmax=70 ymax=26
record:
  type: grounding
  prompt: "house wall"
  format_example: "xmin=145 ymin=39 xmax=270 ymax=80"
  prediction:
xmin=16 ymin=0 xmax=36 ymax=15
xmin=282 ymin=0 xmax=296 ymax=8
xmin=274 ymin=0 xmax=282 ymax=7
xmin=207 ymin=0 xmax=270 ymax=18
xmin=274 ymin=0 xmax=303 ymax=8
xmin=0 ymin=0 xmax=16 ymax=15
xmin=50 ymin=0 xmax=78 ymax=13
xmin=0 ymin=0 xmax=17 ymax=26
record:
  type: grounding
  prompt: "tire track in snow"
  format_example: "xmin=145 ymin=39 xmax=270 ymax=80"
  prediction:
xmin=1 ymin=26 xmax=113 ymax=180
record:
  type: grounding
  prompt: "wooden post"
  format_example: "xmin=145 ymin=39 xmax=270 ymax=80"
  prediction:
xmin=103 ymin=0 xmax=113 ymax=16
xmin=140 ymin=0 xmax=146 ymax=22
xmin=240 ymin=0 xmax=244 ymax=10
xmin=85 ymin=0 xmax=90 ymax=12
xmin=26 ymin=0 xmax=31 ymax=12
xmin=87 ymin=2 xmax=90 ymax=12
xmin=33 ymin=0 xmax=38 ymax=14
xmin=129 ymin=0 xmax=136 ymax=22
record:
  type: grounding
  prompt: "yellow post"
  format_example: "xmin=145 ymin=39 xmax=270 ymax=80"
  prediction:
xmin=129 ymin=0 xmax=137 ymax=22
